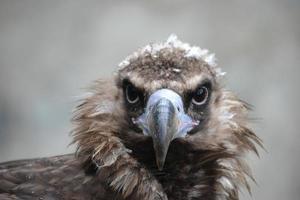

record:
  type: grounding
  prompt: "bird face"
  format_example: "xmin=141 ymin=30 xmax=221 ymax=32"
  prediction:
xmin=117 ymin=38 xmax=224 ymax=170
xmin=124 ymin=83 xmax=198 ymax=170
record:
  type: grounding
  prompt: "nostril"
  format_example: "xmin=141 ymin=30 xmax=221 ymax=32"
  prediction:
xmin=177 ymin=106 xmax=180 ymax=112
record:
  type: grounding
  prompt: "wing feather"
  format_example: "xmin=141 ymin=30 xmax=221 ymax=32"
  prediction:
xmin=0 ymin=154 xmax=118 ymax=200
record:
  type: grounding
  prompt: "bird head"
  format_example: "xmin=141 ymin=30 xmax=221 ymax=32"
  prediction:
xmin=73 ymin=35 xmax=261 ymax=197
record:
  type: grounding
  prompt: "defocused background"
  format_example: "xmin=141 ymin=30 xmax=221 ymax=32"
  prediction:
xmin=0 ymin=0 xmax=299 ymax=199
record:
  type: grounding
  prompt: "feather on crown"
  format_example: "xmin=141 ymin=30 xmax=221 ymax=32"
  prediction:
xmin=118 ymin=34 xmax=226 ymax=77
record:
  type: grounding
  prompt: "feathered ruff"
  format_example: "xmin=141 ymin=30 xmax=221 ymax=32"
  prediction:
xmin=71 ymin=79 xmax=262 ymax=200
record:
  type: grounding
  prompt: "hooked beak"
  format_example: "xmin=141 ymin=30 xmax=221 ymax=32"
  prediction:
xmin=149 ymin=98 xmax=177 ymax=170
xmin=134 ymin=89 xmax=198 ymax=170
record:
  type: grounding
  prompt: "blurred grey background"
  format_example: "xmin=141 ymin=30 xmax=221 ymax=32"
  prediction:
xmin=0 ymin=0 xmax=299 ymax=199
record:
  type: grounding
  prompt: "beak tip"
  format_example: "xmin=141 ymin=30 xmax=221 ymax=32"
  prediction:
xmin=156 ymin=159 xmax=165 ymax=171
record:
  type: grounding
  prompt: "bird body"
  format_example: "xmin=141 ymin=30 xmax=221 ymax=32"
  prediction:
xmin=0 ymin=35 xmax=262 ymax=200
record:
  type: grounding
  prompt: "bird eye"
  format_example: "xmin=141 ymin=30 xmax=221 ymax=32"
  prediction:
xmin=192 ymin=86 xmax=209 ymax=105
xmin=126 ymin=84 xmax=140 ymax=104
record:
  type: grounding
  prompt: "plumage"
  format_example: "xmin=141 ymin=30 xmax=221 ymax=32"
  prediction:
xmin=0 ymin=35 xmax=262 ymax=200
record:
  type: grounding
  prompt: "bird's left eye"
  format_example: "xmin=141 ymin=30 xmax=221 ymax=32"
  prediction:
xmin=126 ymin=84 xmax=140 ymax=104
xmin=192 ymin=86 xmax=209 ymax=105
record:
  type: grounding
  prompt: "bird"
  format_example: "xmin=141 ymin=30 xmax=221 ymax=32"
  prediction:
xmin=0 ymin=34 xmax=262 ymax=200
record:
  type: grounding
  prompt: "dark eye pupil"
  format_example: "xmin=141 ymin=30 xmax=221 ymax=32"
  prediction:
xmin=192 ymin=86 xmax=208 ymax=105
xmin=126 ymin=84 xmax=139 ymax=103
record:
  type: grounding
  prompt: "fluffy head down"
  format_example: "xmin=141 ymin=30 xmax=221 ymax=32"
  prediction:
xmin=117 ymin=34 xmax=225 ymax=93
xmin=72 ymin=35 xmax=262 ymax=200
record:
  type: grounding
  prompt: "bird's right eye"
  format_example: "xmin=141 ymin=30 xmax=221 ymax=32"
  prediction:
xmin=126 ymin=84 xmax=140 ymax=104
